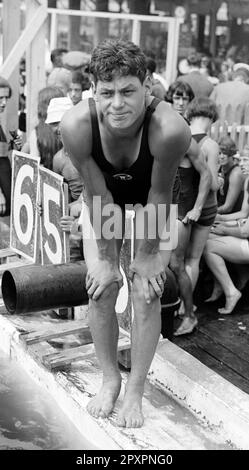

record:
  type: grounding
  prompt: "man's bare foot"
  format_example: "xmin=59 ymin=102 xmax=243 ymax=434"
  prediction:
xmin=117 ymin=392 xmax=144 ymax=428
xmin=174 ymin=315 xmax=198 ymax=336
xmin=87 ymin=374 xmax=121 ymax=419
xmin=218 ymin=290 xmax=242 ymax=315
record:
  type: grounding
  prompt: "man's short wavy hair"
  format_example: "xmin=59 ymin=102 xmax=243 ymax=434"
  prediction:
xmin=186 ymin=96 xmax=219 ymax=123
xmin=89 ymin=39 xmax=147 ymax=85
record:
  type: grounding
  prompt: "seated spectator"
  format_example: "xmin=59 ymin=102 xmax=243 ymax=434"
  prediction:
xmin=204 ymin=156 xmax=249 ymax=314
xmin=217 ymin=136 xmax=244 ymax=214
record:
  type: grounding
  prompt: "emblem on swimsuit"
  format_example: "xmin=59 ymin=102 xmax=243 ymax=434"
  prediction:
xmin=113 ymin=173 xmax=133 ymax=181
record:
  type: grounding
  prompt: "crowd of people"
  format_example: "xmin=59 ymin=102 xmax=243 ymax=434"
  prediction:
xmin=1 ymin=39 xmax=249 ymax=428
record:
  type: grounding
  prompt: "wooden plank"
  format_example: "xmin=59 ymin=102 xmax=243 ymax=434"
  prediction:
xmin=211 ymin=121 xmax=219 ymax=142
xmin=21 ymin=319 xmax=90 ymax=345
xmin=43 ymin=335 xmax=131 ymax=371
xmin=26 ymin=0 xmax=47 ymax=141
xmin=244 ymin=103 xmax=249 ymax=125
xmin=2 ymin=0 xmax=20 ymax=132
xmin=199 ymin=321 xmax=249 ymax=365
xmin=0 ymin=4 xmax=47 ymax=80
xmin=230 ymin=123 xmax=238 ymax=143
xmin=0 ymin=248 xmax=18 ymax=258
xmin=175 ymin=343 xmax=249 ymax=395
xmin=196 ymin=333 xmax=249 ymax=381
xmin=225 ymin=104 xmax=233 ymax=126
xmin=238 ymin=126 xmax=246 ymax=153
xmin=235 ymin=104 xmax=244 ymax=126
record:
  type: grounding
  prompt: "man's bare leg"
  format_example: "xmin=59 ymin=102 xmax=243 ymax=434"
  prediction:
xmin=117 ymin=274 xmax=161 ymax=428
xmin=87 ymin=283 xmax=122 ymax=418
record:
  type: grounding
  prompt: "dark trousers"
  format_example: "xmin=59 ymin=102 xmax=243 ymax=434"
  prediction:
xmin=0 ymin=157 xmax=11 ymax=216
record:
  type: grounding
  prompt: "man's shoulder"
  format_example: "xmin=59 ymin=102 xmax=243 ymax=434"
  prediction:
xmin=150 ymin=102 xmax=191 ymax=154
xmin=152 ymin=100 xmax=189 ymax=130
xmin=61 ymin=99 xmax=91 ymax=135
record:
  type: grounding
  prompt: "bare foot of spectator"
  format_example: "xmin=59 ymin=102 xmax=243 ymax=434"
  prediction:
xmin=205 ymin=281 xmax=223 ymax=302
xmin=174 ymin=314 xmax=198 ymax=336
xmin=218 ymin=289 xmax=242 ymax=315
xmin=178 ymin=301 xmax=197 ymax=317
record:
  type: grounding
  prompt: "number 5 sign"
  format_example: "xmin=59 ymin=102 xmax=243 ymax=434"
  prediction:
xmin=39 ymin=166 xmax=69 ymax=265
xmin=10 ymin=151 xmax=69 ymax=264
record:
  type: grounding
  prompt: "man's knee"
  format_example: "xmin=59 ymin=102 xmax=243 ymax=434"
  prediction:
xmin=92 ymin=282 xmax=120 ymax=306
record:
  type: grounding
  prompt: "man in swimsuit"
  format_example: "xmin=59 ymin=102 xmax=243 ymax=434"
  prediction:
xmin=61 ymin=39 xmax=191 ymax=428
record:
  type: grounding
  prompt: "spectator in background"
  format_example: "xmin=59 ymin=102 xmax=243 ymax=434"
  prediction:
xmin=178 ymin=98 xmax=219 ymax=326
xmin=145 ymin=56 xmax=167 ymax=100
xmin=166 ymin=80 xmax=195 ymax=116
xmin=204 ymin=156 xmax=249 ymax=314
xmin=45 ymin=97 xmax=84 ymax=204
xmin=210 ymin=67 xmax=249 ymax=125
xmin=178 ymin=53 xmax=214 ymax=98
xmin=218 ymin=59 xmax=234 ymax=83
xmin=47 ymin=48 xmax=72 ymax=94
xmin=166 ymin=81 xmax=211 ymax=336
xmin=21 ymin=85 xmax=65 ymax=162
xmin=62 ymin=50 xmax=91 ymax=74
xmin=217 ymin=136 xmax=244 ymax=215
xmin=0 ymin=77 xmax=22 ymax=218
xmin=200 ymin=54 xmax=219 ymax=86
xmin=68 ymin=70 xmax=91 ymax=106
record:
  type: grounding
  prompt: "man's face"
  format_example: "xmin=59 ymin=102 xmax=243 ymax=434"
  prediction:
xmin=0 ymin=87 xmax=10 ymax=113
xmin=94 ymin=75 xmax=148 ymax=130
xmin=68 ymin=82 xmax=82 ymax=106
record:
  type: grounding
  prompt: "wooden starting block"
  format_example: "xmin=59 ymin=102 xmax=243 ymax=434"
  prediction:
xmin=20 ymin=319 xmax=91 ymax=345
xmin=20 ymin=319 xmax=131 ymax=372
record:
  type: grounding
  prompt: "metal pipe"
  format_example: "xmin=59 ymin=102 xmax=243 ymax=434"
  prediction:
xmin=1 ymin=261 xmax=88 ymax=315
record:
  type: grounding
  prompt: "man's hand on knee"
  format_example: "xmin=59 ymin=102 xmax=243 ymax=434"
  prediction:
xmin=86 ymin=259 xmax=123 ymax=301
xmin=129 ymin=252 xmax=166 ymax=304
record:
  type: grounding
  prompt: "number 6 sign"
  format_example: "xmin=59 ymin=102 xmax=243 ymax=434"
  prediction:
xmin=10 ymin=151 xmax=40 ymax=262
